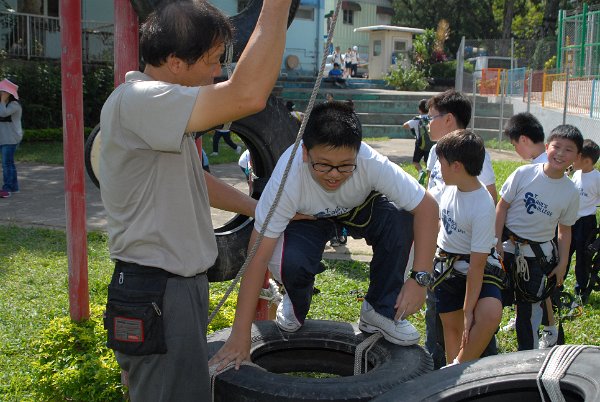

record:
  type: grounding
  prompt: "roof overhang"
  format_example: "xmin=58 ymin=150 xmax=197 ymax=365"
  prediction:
xmin=342 ymin=1 xmax=362 ymax=11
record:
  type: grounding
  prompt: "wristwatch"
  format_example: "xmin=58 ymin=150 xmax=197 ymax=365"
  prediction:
xmin=409 ymin=270 xmax=434 ymax=288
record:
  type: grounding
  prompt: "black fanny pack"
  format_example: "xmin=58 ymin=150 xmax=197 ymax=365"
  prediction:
xmin=104 ymin=261 xmax=176 ymax=356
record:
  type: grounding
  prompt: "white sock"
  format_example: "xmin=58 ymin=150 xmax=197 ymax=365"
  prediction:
xmin=544 ymin=325 xmax=557 ymax=334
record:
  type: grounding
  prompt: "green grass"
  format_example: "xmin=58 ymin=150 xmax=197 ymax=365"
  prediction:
xmin=16 ymin=141 xmax=65 ymax=165
xmin=485 ymin=138 xmax=515 ymax=152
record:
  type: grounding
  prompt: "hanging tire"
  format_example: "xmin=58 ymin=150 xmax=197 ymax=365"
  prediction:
xmin=207 ymin=320 xmax=433 ymax=402
xmin=84 ymin=96 xmax=298 ymax=282
xmin=129 ymin=0 xmax=299 ymax=61
xmin=372 ymin=347 xmax=600 ymax=402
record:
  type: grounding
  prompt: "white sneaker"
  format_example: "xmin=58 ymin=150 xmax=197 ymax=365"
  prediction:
xmin=210 ymin=152 xmax=219 ymax=156
xmin=275 ymin=293 xmax=302 ymax=332
xmin=358 ymin=300 xmax=420 ymax=346
xmin=539 ymin=327 xmax=558 ymax=349
xmin=441 ymin=358 xmax=460 ymax=369
xmin=501 ymin=317 xmax=516 ymax=332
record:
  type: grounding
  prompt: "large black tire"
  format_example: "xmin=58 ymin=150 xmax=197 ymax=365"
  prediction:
xmin=372 ymin=347 xmax=600 ymax=402
xmin=84 ymin=96 xmax=298 ymax=282
xmin=207 ymin=320 xmax=433 ymax=402
xmin=129 ymin=0 xmax=299 ymax=62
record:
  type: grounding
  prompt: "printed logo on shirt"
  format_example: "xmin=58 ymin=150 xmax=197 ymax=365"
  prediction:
xmin=429 ymin=165 xmax=441 ymax=187
xmin=524 ymin=192 xmax=553 ymax=216
xmin=578 ymin=186 xmax=588 ymax=198
xmin=314 ymin=206 xmax=351 ymax=218
xmin=441 ymin=209 xmax=465 ymax=235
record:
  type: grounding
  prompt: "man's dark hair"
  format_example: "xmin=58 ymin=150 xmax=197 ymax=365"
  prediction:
xmin=435 ymin=129 xmax=485 ymax=176
xmin=333 ymin=62 xmax=340 ymax=68
xmin=503 ymin=112 xmax=545 ymax=143
xmin=140 ymin=0 xmax=233 ymax=67
xmin=418 ymin=99 xmax=428 ymax=114
xmin=427 ymin=90 xmax=471 ymax=128
xmin=580 ymin=139 xmax=599 ymax=164
xmin=548 ymin=124 xmax=584 ymax=153
xmin=303 ymin=101 xmax=362 ymax=152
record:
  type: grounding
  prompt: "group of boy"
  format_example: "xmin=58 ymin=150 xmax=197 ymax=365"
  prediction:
xmin=97 ymin=1 xmax=597 ymax=399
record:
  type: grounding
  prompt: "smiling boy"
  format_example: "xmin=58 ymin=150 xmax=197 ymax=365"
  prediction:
xmin=495 ymin=124 xmax=582 ymax=350
xmin=211 ymin=101 xmax=439 ymax=368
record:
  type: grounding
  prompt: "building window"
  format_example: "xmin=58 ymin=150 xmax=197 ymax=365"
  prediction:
xmin=296 ymin=7 xmax=314 ymax=20
xmin=343 ymin=9 xmax=353 ymax=25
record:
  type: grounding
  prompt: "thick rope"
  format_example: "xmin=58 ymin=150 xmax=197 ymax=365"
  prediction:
xmin=208 ymin=0 xmax=344 ymax=325
xmin=536 ymin=344 xmax=599 ymax=402
xmin=515 ymin=242 xmax=530 ymax=282
xmin=354 ymin=332 xmax=383 ymax=375
xmin=221 ymin=43 xmax=235 ymax=131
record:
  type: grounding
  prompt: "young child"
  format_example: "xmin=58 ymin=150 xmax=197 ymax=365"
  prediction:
xmin=432 ymin=129 xmax=503 ymax=366
xmin=504 ymin=112 xmax=547 ymax=163
xmin=495 ymin=124 xmax=582 ymax=351
xmin=426 ymin=90 xmax=497 ymax=203
xmin=569 ymin=139 xmax=600 ymax=305
xmin=502 ymin=112 xmax=558 ymax=348
xmin=210 ymin=101 xmax=439 ymax=369
xmin=424 ymin=89 xmax=498 ymax=369
xmin=402 ymin=99 xmax=432 ymax=184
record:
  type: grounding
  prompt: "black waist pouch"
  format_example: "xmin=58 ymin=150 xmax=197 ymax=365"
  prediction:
xmin=104 ymin=261 xmax=175 ymax=356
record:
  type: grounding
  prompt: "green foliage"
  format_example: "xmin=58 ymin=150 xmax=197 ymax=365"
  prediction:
xmin=31 ymin=305 xmax=124 ymax=401
xmin=411 ymin=29 xmax=436 ymax=76
xmin=0 ymin=60 xmax=113 ymax=129
xmin=429 ymin=60 xmax=474 ymax=79
xmin=384 ymin=66 xmax=429 ymax=91
xmin=544 ymin=55 xmax=557 ymax=71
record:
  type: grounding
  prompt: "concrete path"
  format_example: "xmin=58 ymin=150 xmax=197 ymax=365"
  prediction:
xmin=0 ymin=138 xmax=520 ymax=262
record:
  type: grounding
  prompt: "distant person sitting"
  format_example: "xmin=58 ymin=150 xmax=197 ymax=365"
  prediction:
xmin=326 ymin=63 xmax=346 ymax=88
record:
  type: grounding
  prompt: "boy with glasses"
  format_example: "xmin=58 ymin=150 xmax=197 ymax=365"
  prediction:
xmin=211 ymin=101 xmax=439 ymax=369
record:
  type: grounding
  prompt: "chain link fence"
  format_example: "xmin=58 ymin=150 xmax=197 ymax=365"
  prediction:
xmin=453 ymin=5 xmax=600 ymax=144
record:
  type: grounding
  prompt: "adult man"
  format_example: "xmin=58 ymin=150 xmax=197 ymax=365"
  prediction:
xmin=99 ymin=0 xmax=291 ymax=400
xmin=210 ymin=101 xmax=439 ymax=369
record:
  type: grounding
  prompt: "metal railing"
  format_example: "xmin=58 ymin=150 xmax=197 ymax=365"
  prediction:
xmin=0 ymin=10 xmax=113 ymax=63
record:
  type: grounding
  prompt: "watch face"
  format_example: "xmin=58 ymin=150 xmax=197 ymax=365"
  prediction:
xmin=416 ymin=272 xmax=432 ymax=287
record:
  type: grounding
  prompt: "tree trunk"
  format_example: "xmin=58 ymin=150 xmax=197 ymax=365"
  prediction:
xmin=502 ymin=0 xmax=515 ymax=39
xmin=540 ymin=0 xmax=561 ymax=38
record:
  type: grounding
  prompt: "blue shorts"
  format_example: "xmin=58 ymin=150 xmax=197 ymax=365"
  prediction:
xmin=435 ymin=274 xmax=502 ymax=314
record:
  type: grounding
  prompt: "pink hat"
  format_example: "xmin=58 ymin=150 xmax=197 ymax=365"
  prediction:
xmin=0 ymin=79 xmax=19 ymax=100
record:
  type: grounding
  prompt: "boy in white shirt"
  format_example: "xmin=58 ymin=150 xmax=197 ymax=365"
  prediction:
xmin=432 ymin=130 xmax=503 ymax=366
xmin=211 ymin=101 xmax=439 ymax=369
xmin=424 ymin=89 xmax=498 ymax=368
xmin=569 ymin=139 xmax=600 ymax=304
xmin=402 ymin=99 xmax=431 ymax=184
xmin=495 ymin=124 xmax=582 ymax=350
xmin=504 ymin=112 xmax=548 ymax=163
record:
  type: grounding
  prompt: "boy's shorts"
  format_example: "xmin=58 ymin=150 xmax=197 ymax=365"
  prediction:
xmin=412 ymin=141 xmax=430 ymax=163
xmin=435 ymin=275 xmax=502 ymax=313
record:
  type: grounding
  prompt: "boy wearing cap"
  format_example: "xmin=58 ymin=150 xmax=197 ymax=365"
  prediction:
xmin=0 ymin=79 xmax=23 ymax=198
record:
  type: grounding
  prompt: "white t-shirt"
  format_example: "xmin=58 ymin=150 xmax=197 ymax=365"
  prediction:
xmin=532 ymin=152 xmax=548 ymax=164
xmin=238 ymin=149 xmax=251 ymax=170
xmin=572 ymin=169 xmax=600 ymax=218
xmin=501 ymin=163 xmax=579 ymax=257
xmin=99 ymin=71 xmax=217 ymax=276
xmin=254 ymin=142 xmax=425 ymax=238
xmin=427 ymin=144 xmax=496 ymax=203
xmin=437 ymin=185 xmax=496 ymax=274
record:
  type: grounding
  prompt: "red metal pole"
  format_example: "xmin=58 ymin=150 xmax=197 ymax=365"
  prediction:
xmin=60 ymin=0 xmax=89 ymax=321
xmin=114 ymin=0 xmax=139 ymax=86
xmin=255 ymin=272 xmax=271 ymax=321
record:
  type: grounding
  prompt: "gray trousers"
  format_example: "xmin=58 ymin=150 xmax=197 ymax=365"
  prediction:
xmin=116 ymin=274 xmax=210 ymax=401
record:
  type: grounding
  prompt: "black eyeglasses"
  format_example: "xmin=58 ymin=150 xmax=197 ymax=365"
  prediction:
xmin=308 ymin=153 xmax=357 ymax=173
